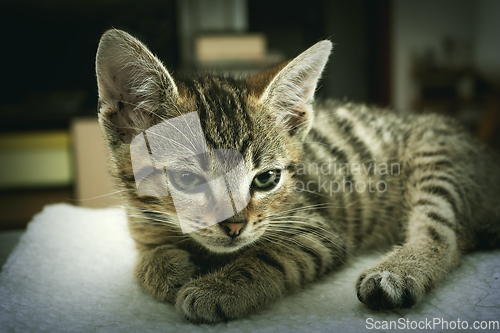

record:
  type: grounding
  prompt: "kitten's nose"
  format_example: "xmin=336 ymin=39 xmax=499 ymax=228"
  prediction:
xmin=220 ymin=216 xmax=247 ymax=238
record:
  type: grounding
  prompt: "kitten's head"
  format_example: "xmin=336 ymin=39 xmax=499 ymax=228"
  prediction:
xmin=96 ymin=29 xmax=331 ymax=253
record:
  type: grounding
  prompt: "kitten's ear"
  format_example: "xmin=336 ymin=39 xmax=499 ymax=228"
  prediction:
xmin=248 ymin=40 xmax=332 ymax=139
xmin=96 ymin=29 xmax=178 ymax=145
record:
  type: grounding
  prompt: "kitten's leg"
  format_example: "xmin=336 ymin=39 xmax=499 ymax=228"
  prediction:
xmin=356 ymin=164 xmax=464 ymax=309
xmin=175 ymin=230 xmax=346 ymax=323
xmin=135 ymin=244 xmax=198 ymax=303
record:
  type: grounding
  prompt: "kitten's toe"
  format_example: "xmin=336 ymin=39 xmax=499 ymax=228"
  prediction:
xmin=356 ymin=270 xmax=420 ymax=310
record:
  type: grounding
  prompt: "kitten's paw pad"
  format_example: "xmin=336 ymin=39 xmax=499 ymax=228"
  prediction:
xmin=175 ymin=279 xmax=243 ymax=323
xmin=356 ymin=270 xmax=419 ymax=310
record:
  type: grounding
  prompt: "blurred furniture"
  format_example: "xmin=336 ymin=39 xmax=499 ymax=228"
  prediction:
xmin=413 ymin=66 xmax=500 ymax=144
xmin=0 ymin=130 xmax=73 ymax=230
xmin=475 ymin=91 xmax=500 ymax=145
xmin=177 ymin=0 xmax=284 ymax=71
xmin=71 ymin=118 xmax=121 ymax=209
xmin=411 ymin=38 xmax=500 ymax=144
xmin=177 ymin=0 xmax=249 ymax=68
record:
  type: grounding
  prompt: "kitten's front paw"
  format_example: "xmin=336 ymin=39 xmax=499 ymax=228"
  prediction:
xmin=356 ymin=268 xmax=425 ymax=310
xmin=175 ymin=275 xmax=254 ymax=323
xmin=136 ymin=247 xmax=198 ymax=303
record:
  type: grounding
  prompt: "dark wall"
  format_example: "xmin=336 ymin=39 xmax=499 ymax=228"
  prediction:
xmin=0 ymin=0 xmax=179 ymax=130
xmin=248 ymin=0 xmax=391 ymax=105
xmin=0 ymin=0 xmax=390 ymax=131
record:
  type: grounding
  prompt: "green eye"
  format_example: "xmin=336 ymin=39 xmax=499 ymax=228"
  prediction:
xmin=253 ymin=170 xmax=281 ymax=190
xmin=170 ymin=171 xmax=205 ymax=191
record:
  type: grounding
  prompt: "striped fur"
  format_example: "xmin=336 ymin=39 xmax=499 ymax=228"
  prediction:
xmin=96 ymin=29 xmax=500 ymax=322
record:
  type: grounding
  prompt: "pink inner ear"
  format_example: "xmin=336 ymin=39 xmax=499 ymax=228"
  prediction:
xmin=287 ymin=105 xmax=311 ymax=136
xmin=100 ymin=99 xmax=161 ymax=145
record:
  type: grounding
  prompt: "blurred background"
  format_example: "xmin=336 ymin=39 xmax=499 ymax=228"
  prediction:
xmin=0 ymin=0 xmax=499 ymax=231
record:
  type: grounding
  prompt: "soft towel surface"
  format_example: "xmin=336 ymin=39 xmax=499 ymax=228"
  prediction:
xmin=0 ymin=204 xmax=499 ymax=332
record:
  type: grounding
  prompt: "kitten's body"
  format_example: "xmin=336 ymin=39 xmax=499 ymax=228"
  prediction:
xmin=96 ymin=29 xmax=500 ymax=322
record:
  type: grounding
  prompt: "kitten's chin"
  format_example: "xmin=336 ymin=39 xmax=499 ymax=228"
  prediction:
xmin=193 ymin=237 xmax=253 ymax=254
xmin=202 ymin=243 xmax=247 ymax=254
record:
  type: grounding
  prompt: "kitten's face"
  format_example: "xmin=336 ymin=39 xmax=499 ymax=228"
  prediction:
xmin=156 ymin=77 xmax=301 ymax=253
xmin=95 ymin=29 xmax=331 ymax=253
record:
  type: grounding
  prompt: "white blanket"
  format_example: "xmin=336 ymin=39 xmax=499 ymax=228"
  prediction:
xmin=1 ymin=204 xmax=499 ymax=332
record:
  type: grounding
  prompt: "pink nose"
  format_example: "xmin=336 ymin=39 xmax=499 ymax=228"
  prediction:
xmin=220 ymin=222 xmax=246 ymax=238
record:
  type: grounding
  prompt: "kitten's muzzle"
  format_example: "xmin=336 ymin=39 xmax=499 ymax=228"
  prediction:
xmin=219 ymin=215 xmax=247 ymax=238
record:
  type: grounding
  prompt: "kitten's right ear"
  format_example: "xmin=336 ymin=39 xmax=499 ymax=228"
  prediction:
xmin=96 ymin=29 xmax=178 ymax=145
xmin=246 ymin=40 xmax=332 ymax=140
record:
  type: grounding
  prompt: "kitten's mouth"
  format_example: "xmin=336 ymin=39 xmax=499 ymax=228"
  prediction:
xmin=188 ymin=217 xmax=256 ymax=253
xmin=196 ymin=230 xmax=252 ymax=253
xmin=220 ymin=231 xmax=247 ymax=247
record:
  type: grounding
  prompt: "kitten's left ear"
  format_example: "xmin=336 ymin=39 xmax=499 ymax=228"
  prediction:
xmin=96 ymin=29 xmax=178 ymax=145
xmin=248 ymin=40 xmax=332 ymax=139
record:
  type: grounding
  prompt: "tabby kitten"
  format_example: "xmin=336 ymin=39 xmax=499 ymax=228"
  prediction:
xmin=96 ymin=29 xmax=500 ymax=323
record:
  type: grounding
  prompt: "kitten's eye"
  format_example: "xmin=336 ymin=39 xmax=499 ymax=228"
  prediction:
xmin=169 ymin=171 xmax=205 ymax=191
xmin=252 ymin=170 xmax=281 ymax=190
